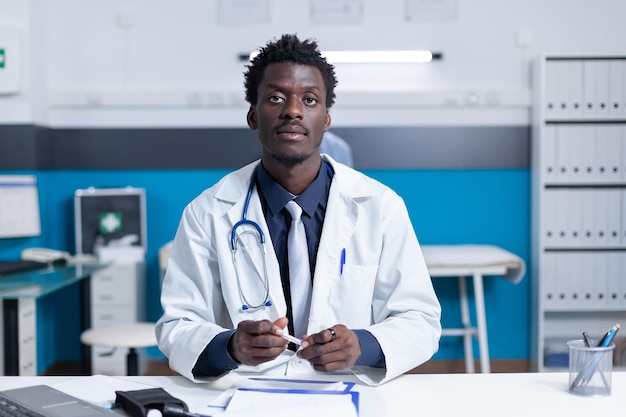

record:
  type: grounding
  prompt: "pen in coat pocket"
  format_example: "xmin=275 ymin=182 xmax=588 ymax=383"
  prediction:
xmin=340 ymin=248 xmax=346 ymax=276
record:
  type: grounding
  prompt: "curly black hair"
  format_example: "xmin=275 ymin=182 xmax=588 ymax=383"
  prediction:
xmin=243 ymin=34 xmax=337 ymax=108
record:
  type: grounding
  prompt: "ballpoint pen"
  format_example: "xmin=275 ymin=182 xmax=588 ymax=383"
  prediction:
xmin=571 ymin=323 xmax=620 ymax=389
xmin=582 ymin=332 xmax=591 ymax=348
xmin=281 ymin=332 xmax=302 ymax=346
xmin=340 ymin=248 xmax=346 ymax=276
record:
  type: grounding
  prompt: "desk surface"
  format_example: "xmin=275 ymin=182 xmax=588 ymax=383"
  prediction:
xmin=0 ymin=264 xmax=103 ymax=299
xmin=0 ymin=372 xmax=623 ymax=417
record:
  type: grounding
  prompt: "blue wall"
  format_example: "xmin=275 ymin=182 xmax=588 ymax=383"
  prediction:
xmin=0 ymin=168 xmax=530 ymax=373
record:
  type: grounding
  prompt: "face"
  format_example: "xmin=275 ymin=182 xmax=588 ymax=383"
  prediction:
xmin=247 ymin=62 xmax=331 ymax=168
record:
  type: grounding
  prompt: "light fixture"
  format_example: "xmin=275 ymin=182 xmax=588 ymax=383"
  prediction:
xmin=323 ymin=50 xmax=441 ymax=63
xmin=239 ymin=50 xmax=442 ymax=63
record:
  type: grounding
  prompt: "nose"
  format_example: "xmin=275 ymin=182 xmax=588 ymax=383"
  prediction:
xmin=280 ymin=96 xmax=303 ymax=119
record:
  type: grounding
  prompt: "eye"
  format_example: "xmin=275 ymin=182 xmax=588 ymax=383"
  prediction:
xmin=268 ymin=95 xmax=284 ymax=104
xmin=303 ymin=96 xmax=318 ymax=106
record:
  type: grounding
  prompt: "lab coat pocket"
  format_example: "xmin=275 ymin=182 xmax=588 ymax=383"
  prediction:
xmin=329 ymin=264 xmax=378 ymax=327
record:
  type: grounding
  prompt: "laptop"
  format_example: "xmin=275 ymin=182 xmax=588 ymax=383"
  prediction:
xmin=0 ymin=384 xmax=116 ymax=417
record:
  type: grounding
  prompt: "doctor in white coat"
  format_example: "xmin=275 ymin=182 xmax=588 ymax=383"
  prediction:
xmin=156 ymin=34 xmax=441 ymax=386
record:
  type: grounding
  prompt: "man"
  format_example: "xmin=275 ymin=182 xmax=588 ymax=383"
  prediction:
xmin=156 ymin=34 xmax=441 ymax=386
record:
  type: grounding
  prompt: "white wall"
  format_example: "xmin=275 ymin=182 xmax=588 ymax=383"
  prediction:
xmin=1 ymin=0 xmax=625 ymax=127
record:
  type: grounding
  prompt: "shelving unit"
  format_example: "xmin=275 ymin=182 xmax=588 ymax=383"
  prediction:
xmin=531 ymin=55 xmax=626 ymax=371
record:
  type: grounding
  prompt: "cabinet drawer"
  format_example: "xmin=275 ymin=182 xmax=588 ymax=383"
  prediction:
xmin=18 ymin=338 xmax=36 ymax=376
xmin=91 ymin=273 xmax=137 ymax=306
xmin=91 ymin=306 xmax=138 ymax=328
xmin=17 ymin=299 xmax=36 ymax=323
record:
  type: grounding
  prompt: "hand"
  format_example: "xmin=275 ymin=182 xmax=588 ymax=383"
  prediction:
xmin=229 ymin=317 xmax=289 ymax=366
xmin=297 ymin=324 xmax=361 ymax=372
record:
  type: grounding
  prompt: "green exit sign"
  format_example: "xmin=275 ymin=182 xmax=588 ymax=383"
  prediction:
xmin=0 ymin=48 xmax=5 ymax=68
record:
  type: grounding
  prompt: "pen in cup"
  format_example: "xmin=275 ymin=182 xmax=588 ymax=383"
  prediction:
xmin=574 ymin=323 xmax=620 ymax=388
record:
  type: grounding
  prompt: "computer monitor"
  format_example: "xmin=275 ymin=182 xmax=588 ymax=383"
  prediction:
xmin=0 ymin=175 xmax=41 ymax=239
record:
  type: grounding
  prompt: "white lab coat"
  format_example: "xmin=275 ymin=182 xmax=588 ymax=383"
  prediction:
xmin=156 ymin=155 xmax=441 ymax=386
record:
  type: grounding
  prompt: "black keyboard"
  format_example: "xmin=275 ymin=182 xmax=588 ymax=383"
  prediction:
xmin=0 ymin=261 xmax=48 ymax=277
xmin=0 ymin=394 xmax=44 ymax=417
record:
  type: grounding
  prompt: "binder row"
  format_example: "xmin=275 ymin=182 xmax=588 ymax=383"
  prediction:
xmin=545 ymin=58 xmax=626 ymax=120
xmin=542 ymin=124 xmax=626 ymax=183
xmin=542 ymin=188 xmax=625 ymax=248
xmin=542 ymin=251 xmax=626 ymax=310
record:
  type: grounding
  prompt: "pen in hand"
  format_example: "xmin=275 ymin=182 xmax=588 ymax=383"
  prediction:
xmin=277 ymin=330 xmax=302 ymax=346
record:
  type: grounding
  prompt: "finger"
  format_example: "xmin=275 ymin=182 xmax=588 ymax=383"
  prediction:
xmin=271 ymin=317 xmax=290 ymax=336
xmin=301 ymin=327 xmax=335 ymax=348
xmin=308 ymin=350 xmax=351 ymax=372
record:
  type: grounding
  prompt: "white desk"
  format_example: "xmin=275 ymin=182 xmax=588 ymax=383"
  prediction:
xmin=0 ymin=372 xmax=622 ymax=417
xmin=422 ymin=245 xmax=526 ymax=373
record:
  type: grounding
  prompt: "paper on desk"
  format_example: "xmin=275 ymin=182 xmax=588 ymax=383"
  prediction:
xmin=54 ymin=374 xmax=158 ymax=409
xmin=213 ymin=389 xmax=358 ymax=417
xmin=206 ymin=377 xmax=354 ymax=413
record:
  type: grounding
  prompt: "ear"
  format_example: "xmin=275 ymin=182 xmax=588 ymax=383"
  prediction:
xmin=323 ymin=110 xmax=331 ymax=132
xmin=247 ymin=106 xmax=258 ymax=130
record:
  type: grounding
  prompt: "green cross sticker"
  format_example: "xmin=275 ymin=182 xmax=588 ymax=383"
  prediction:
xmin=99 ymin=212 xmax=122 ymax=234
xmin=0 ymin=49 xmax=5 ymax=69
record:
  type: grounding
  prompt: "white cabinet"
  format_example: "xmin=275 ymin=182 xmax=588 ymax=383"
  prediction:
xmin=0 ymin=298 xmax=37 ymax=376
xmin=90 ymin=249 xmax=145 ymax=375
xmin=16 ymin=299 xmax=36 ymax=376
xmin=531 ymin=55 xmax=626 ymax=371
xmin=74 ymin=186 xmax=147 ymax=375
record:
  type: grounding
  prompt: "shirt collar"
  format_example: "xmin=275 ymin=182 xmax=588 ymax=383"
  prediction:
xmin=256 ymin=161 xmax=332 ymax=218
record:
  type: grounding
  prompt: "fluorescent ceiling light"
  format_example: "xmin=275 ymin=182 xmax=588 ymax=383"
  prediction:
xmin=240 ymin=50 xmax=442 ymax=63
xmin=323 ymin=50 xmax=438 ymax=63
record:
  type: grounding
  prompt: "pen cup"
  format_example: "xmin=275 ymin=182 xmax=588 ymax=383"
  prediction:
xmin=567 ymin=339 xmax=614 ymax=397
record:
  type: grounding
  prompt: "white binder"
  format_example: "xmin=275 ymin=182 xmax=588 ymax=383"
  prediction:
xmin=606 ymin=252 xmax=622 ymax=309
xmin=620 ymin=252 xmax=626 ymax=308
xmin=542 ymin=252 xmax=557 ymax=309
xmin=605 ymin=125 xmax=622 ymax=181
xmin=606 ymin=189 xmax=621 ymax=246
xmin=566 ymin=191 xmax=583 ymax=244
xmin=593 ymin=189 xmax=610 ymax=246
xmin=566 ymin=125 xmax=584 ymax=181
xmin=566 ymin=251 xmax=583 ymax=308
xmin=566 ymin=60 xmax=584 ymax=118
xmin=592 ymin=252 xmax=609 ymax=309
xmin=545 ymin=60 xmax=560 ymax=118
xmin=580 ymin=252 xmax=595 ymax=309
xmin=581 ymin=125 xmax=596 ymax=182
xmin=543 ymin=125 xmax=557 ymax=182
xmin=583 ymin=60 xmax=598 ymax=118
xmin=581 ymin=189 xmax=595 ymax=246
xmin=608 ymin=60 xmax=625 ymax=118
xmin=555 ymin=252 xmax=570 ymax=309
xmin=595 ymin=60 xmax=611 ymax=118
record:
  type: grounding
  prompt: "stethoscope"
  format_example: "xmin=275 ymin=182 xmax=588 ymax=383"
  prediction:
xmin=230 ymin=163 xmax=333 ymax=312
xmin=230 ymin=168 xmax=272 ymax=312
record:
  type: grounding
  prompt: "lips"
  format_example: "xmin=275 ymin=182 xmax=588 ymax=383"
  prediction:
xmin=276 ymin=123 xmax=307 ymax=135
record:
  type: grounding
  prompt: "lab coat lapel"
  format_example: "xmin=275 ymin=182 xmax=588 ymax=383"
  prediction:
xmin=222 ymin=165 xmax=287 ymax=317
xmin=308 ymin=160 xmax=363 ymax=332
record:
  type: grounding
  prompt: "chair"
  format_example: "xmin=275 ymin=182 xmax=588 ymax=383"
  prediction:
xmin=80 ymin=322 xmax=157 ymax=376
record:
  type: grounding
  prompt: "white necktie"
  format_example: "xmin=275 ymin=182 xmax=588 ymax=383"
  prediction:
xmin=285 ymin=200 xmax=312 ymax=338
